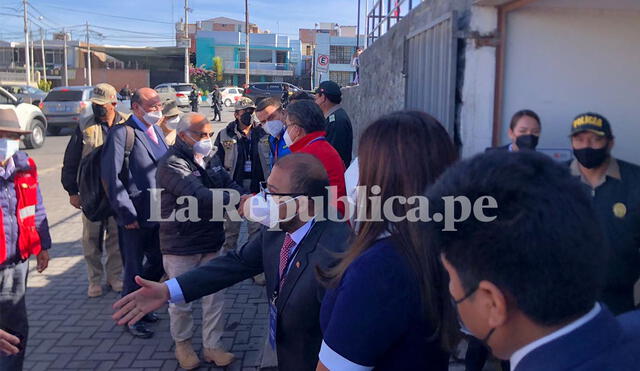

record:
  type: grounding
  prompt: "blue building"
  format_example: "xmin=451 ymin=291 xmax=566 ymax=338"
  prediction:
xmin=196 ymin=30 xmax=302 ymax=86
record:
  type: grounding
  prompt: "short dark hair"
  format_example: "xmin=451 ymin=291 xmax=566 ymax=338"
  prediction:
xmin=274 ymin=153 xmax=329 ymax=199
xmin=289 ymin=91 xmax=314 ymax=102
xmin=286 ymin=100 xmax=326 ymax=134
xmin=427 ymin=151 xmax=606 ymax=326
xmin=255 ymin=97 xmax=282 ymax=112
xmin=509 ymin=109 xmax=541 ymax=130
xmin=321 ymin=92 xmax=341 ymax=104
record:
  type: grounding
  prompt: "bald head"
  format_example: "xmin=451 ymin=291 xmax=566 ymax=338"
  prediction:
xmin=272 ymin=153 xmax=329 ymax=197
xmin=131 ymin=87 xmax=162 ymax=123
xmin=177 ymin=112 xmax=208 ymax=134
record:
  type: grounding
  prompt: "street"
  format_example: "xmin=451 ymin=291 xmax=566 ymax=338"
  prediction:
xmin=21 ymin=106 xmax=271 ymax=371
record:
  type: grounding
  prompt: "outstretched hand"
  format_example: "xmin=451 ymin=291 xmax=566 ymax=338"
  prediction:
xmin=112 ymin=276 xmax=169 ymax=326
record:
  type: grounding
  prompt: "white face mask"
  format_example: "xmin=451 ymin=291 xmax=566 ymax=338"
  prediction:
xmin=0 ymin=138 xmax=20 ymax=162
xmin=284 ymin=127 xmax=296 ymax=147
xmin=263 ymin=120 xmax=284 ymax=137
xmin=344 ymin=157 xmax=359 ymax=202
xmin=188 ymin=134 xmax=213 ymax=157
xmin=165 ymin=116 xmax=181 ymax=130
xmin=245 ymin=192 xmax=300 ymax=228
xmin=143 ymin=110 xmax=163 ymax=125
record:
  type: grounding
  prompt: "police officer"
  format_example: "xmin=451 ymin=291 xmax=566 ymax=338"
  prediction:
xmin=213 ymin=97 xmax=270 ymax=252
xmin=314 ymin=80 xmax=353 ymax=167
xmin=61 ymin=83 xmax=128 ymax=298
xmin=189 ymin=85 xmax=199 ymax=112
xmin=568 ymin=112 xmax=640 ymax=314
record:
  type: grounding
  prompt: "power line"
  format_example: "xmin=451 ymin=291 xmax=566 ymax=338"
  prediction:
xmin=89 ymin=24 xmax=174 ymax=37
xmin=37 ymin=3 xmax=175 ymax=25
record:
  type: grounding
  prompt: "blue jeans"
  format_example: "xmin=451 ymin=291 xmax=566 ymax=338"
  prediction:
xmin=0 ymin=260 xmax=29 ymax=371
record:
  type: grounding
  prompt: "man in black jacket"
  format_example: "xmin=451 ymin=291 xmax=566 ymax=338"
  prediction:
xmin=113 ymin=153 xmax=352 ymax=371
xmin=314 ymin=80 xmax=353 ymax=167
xmin=155 ymin=112 xmax=243 ymax=369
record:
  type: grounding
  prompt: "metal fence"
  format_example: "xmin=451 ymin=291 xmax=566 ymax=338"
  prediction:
xmin=366 ymin=0 xmax=423 ymax=47
xmin=404 ymin=12 xmax=458 ymax=134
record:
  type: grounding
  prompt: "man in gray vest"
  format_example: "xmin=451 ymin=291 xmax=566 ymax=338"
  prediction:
xmin=213 ymin=97 xmax=271 ymax=253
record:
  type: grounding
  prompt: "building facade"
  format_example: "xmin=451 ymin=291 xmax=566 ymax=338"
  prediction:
xmin=314 ymin=33 xmax=364 ymax=88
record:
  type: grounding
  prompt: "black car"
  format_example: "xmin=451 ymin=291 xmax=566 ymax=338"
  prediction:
xmin=243 ymin=82 xmax=302 ymax=104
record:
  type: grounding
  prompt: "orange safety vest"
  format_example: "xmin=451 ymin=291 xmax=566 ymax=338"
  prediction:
xmin=0 ymin=157 xmax=42 ymax=264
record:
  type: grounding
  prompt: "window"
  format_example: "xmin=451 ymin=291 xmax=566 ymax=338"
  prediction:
xmin=229 ymin=89 xmax=237 ymax=94
xmin=0 ymin=91 xmax=13 ymax=104
xmin=329 ymin=71 xmax=353 ymax=88
xmin=330 ymin=45 xmax=356 ymax=65
xmin=268 ymin=84 xmax=282 ymax=91
xmin=306 ymin=45 xmax=312 ymax=56
xmin=44 ymin=90 xmax=84 ymax=102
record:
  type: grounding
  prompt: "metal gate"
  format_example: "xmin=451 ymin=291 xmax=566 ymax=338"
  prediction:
xmin=404 ymin=12 xmax=457 ymax=134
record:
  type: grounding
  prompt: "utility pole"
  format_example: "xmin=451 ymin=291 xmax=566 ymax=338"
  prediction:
xmin=23 ymin=0 xmax=31 ymax=84
xmin=244 ymin=0 xmax=250 ymax=85
xmin=85 ymin=22 xmax=92 ymax=86
xmin=40 ymin=27 xmax=47 ymax=82
xmin=63 ymin=28 xmax=68 ymax=86
xmin=184 ymin=0 xmax=190 ymax=83
xmin=30 ymin=28 xmax=35 ymax=79
xmin=356 ymin=0 xmax=361 ymax=50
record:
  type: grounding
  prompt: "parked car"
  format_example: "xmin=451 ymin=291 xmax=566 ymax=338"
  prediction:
xmin=219 ymin=86 xmax=244 ymax=107
xmin=243 ymin=82 xmax=302 ymax=104
xmin=1 ymin=84 xmax=48 ymax=106
xmin=0 ymin=87 xmax=47 ymax=148
xmin=155 ymin=83 xmax=194 ymax=108
xmin=40 ymin=86 xmax=93 ymax=135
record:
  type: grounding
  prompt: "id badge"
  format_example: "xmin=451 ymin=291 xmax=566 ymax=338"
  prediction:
xmin=244 ymin=160 xmax=252 ymax=172
xmin=269 ymin=299 xmax=278 ymax=349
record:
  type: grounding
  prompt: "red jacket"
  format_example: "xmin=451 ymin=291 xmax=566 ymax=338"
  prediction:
xmin=289 ymin=131 xmax=347 ymax=217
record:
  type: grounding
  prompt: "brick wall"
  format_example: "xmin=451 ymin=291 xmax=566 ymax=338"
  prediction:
xmin=69 ymin=68 xmax=149 ymax=90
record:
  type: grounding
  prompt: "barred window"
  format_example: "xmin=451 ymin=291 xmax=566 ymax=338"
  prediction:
xmin=330 ymin=45 xmax=356 ymax=65
xmin=329 ymin=71 xmax=353 ymax=88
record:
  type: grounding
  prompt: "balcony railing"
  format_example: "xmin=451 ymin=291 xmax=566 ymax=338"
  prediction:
xmin=367 ymin=0 xmax=423 ymax=47
xmin=224 ymin=61 xmax=294 ymax=72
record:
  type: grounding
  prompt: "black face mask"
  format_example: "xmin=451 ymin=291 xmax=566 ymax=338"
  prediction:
xmin=240 ymin=112 xmax=253 ymax=126
xmin=92 ymin=103 xmax=108 ymax=119
xmin=515 ymin=134 xmax=539 ymax=151
xmin=573 ymin=147 xmax=609 ymax=169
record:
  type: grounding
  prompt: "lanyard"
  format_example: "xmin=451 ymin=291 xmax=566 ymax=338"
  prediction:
xmin=272 ymin=220 xmax=315 ymax=301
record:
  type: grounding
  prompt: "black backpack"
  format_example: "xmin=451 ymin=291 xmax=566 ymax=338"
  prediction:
xmin=78 ymin=125 xmax=134 ymax=222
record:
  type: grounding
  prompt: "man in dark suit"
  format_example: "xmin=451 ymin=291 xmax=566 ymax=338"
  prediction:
xmin=427 ymin=151 xmax=640 ymax=371
xmin=112 ymin=153 xmax=352 ymax=370
xmin=101 ymin=87 xmax=168 ymax=338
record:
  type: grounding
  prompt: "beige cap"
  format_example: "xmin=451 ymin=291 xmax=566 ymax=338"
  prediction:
xmin=162 ymin=99 xmax=182 ymax=117
xmin=234 ymin=97 xmax=256 ymax=111
xmin=0 ymin=108 xmax=31 ymax=134
xmin=90 ymin=83 xmax=118 ymax=105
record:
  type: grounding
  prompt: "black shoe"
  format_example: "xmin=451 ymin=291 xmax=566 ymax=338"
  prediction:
xmin=140 ymin=312 xmax=160 ymax=323
xmin=126 ymin=323 xmax=154 ymax=339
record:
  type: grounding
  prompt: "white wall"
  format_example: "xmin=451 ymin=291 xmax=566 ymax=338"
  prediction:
xmin=501 ymin=3 xmax=640 ymax=163
xmin=460 ymin=6 xmax=499 ymax=158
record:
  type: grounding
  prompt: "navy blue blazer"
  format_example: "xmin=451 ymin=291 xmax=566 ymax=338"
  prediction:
xmin=515 ymin=307 xmax=640 ymax=371
xmin=101 ymin=116 xmax=167 ymax=227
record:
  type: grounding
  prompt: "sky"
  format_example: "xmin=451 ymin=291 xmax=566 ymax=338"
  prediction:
xmin=0 ymin=0 xmax=364 ymax=46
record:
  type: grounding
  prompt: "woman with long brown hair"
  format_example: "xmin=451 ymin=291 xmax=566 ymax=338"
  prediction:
xmin=316 ymin=111 xmax=460 ymax=370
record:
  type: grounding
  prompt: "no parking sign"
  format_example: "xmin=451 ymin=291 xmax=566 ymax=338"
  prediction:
xmin=317 ymin=54 xmax=330 ymax=73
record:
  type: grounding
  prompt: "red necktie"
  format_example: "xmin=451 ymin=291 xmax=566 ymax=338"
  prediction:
xmin=278 ymin=234 xmax=296 ymax=288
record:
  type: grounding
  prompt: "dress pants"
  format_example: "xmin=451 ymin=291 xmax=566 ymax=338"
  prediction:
xmin=118 ymin=225 xmax=164 ymax=296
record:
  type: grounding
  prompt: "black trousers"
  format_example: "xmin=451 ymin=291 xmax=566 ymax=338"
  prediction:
xmin=213 ymin=104 xmax=221 ymax=121
xmin=118 ymin=225 xmax=164 ymax=296
xmin=0 ymin=261 xmax=29 ymax=371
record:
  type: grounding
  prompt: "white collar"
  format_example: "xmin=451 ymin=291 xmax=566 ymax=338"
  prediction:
xmin=286 ymin=218 xmax=315 ymax=245
xmin=510 ymin=303 xmax=601 ymax=371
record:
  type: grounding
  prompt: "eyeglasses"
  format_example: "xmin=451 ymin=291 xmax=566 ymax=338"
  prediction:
xmin=258 ymin=181 xmax=307 ymax=201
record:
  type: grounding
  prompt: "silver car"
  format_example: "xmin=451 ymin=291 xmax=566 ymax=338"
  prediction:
xmin=1 ymin=85 xmax=48 ymax=106
xmin=41 ymin=86 xmax=94 ymax=135
xmin=155 ymin=83 xmax=193 ymax=108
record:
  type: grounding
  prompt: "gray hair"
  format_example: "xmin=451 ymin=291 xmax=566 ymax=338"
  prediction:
xmin=176 ymin=112 xmax=198 ymax=134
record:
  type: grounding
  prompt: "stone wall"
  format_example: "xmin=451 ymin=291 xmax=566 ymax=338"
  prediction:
xmin=341 ymin=0 xmax=474 ymax=155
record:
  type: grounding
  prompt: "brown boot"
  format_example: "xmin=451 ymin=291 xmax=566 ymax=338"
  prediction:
xmin=87 ymin=284 xmax=103 ymax=298
xmin=108 ymin=279 xmax=123 ymax=293
xmin=175 ymin=340 xmax=201 ymax=370
xmin=203 ymin=348 xmax=235 ymax=367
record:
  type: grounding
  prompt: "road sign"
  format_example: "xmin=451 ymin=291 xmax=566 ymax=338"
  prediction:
xmin=317 ymin=54 xmax=330 ymax=73
xmin=177 ymin=38 xmax=190 ymax=48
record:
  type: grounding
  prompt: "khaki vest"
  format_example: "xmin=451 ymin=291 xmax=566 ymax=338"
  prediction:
xmin=80 ymin=112 xmax=130 ymax=158
xmin=218 ymin=125 xmax=271 ymax=179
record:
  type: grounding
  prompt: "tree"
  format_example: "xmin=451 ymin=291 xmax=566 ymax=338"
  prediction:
xmin=213 ymin=57 xmax=224 ymax=82
xmin=189 ymin=65 xmax=217 ymax=91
